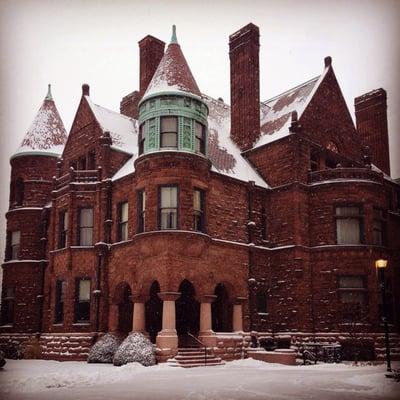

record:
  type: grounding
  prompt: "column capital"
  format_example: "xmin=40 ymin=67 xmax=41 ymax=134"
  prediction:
xmin=198 ymin=294 xmax=217 ymax=303
xmin=158 ymin=291 xmax=181 ymax=302
xmin=131 ymin=294 xmax=149 ymax=303
xmin=233 ymin=296 xmax=247 ymax=305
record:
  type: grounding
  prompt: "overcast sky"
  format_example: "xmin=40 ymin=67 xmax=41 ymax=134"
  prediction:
xmin=0 ymin=0 xmax=399 ymax=262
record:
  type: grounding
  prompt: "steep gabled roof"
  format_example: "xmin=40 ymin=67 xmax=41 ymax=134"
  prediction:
xmin=12 ymin=85 xmax=67 ymax=159
xmin=85 ymin=96 xmax=138 ymax=154
xmin=254 ymin=64 xmax=330 ymax=149
xmin=143 ymin=26 xmax=201 ymax=100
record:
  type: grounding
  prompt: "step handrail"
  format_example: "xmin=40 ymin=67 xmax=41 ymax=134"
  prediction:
xmin=187 ymin=333 xmax=207 ymax=365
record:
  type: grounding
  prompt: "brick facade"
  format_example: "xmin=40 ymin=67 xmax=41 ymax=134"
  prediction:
xmin=1 ymin=23 xmax=399 ymax=363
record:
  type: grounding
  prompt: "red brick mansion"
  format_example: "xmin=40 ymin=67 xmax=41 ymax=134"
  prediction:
xmin=1 ymin=23 xmax=399 ymax=362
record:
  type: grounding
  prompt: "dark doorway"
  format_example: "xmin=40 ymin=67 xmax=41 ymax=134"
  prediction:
xmin=117 ymin=284 xmax=133 ymax=334
xmin=212 ymin=283 xmax=232 ymax=332
xmin=176 ymin=280 xmax=200 ymax=338
xmin=145 ymin=281 xmax=162 ymax=343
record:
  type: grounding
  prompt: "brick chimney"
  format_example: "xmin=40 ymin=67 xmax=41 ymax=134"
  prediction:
xmin=120 ymin=35 xmax=165 ymax=119
xmin=139 ymin=35 xmax=165 ymax=95
xmin=354 ymin=89 xmax=390 ymax=175
xmin=229 ymin=23 xmax=260 ymax=151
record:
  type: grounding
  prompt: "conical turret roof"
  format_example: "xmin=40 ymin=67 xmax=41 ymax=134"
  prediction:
xmin=12 ymin=85 xmax=67 ymax=159
xmin=143 ymin=26 xmax=201 ymax=99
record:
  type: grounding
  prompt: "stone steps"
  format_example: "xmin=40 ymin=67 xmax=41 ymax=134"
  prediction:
xmin=167 ymin=347 xmax=225 ymax=368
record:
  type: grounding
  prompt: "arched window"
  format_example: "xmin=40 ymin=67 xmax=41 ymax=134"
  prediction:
xmin=256 ymin=291 xmax=267 ymax=314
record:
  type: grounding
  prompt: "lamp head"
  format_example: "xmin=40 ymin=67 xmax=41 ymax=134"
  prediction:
xmin=375 ymin=259 xmax=388 ymax=269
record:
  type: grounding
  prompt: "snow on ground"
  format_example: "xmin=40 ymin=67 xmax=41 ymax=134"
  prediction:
xmin=0 ymin=358 xmax=398 ymax=400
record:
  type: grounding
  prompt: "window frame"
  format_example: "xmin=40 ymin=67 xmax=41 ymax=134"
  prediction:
xmin=74 ymin=278 xmax=91 ymax=323
xmin=160 ymin=116 xmax=178 ymax=149
xmin=11 ymin=231 xmax=21 ymax=260
xmin=334 ymin=205 xmax=364 ymax=245
xmin=117 ymin=201 xmax=129 ymax=242
xmin=337 ymin=275 xmax=368 ymax=320
xmin=193 ymin=188 xmax=205 ymax=232
xmin=194 ymin=121 xmax=206 ymax=155
xmin=137 ymin=190 xmax=146 ymax=233
xmin=158 ymin=185 xmax=179 ymax=230
xmin=138 ymin=123 xmax=145 ymax=155
xmin=372 ymin=208 xmax=387 ymax=246
xmin=54 ymin=279 xmax=66 ymax=324
xmin=78 ymin=208 xmax=94 ymax=246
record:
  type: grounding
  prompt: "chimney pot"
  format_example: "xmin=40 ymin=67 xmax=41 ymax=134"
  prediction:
xmin=82 ymin=84 xmax=90 ymax=96
xmin=324 ymin=56 xmax=332 ymax=67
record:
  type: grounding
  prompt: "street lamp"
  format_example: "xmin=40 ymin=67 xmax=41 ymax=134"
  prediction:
xmin=375 ymin=259 xmax=391 ymax=372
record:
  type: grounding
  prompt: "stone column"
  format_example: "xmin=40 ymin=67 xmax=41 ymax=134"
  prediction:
xmin=131 ymin=295 xmax=148 ymax=334
xmin=233 ymin=297 xmax=247 ymax=332
xmin=156 ymin=292 xmax=180 ymax=350
xmin=108 ymin=304 xmax=119 ymax=333
xmin=198 ymin=295 xmax=217 ymax=347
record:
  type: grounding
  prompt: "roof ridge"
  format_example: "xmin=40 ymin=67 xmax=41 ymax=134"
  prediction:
xmin=262 ymin=74 xmax=321 ymax=105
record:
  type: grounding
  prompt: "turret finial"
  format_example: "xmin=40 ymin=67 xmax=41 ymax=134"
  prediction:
xmin=171 ymin=25 xmax=178 ymax=44
xmin=45 ymin=84 xmax=53 ymax=101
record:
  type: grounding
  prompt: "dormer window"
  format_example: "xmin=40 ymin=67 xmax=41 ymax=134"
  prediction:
xmin=160 ymin=117 xmax=178 ymax=148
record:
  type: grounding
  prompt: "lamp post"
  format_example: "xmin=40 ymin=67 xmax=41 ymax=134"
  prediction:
xmin=375 ymin=259 xmax=391 ymax=372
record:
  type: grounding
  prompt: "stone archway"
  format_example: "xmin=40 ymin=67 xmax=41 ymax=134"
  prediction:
xmin=176 ymin=280 xmax=200 ymax=339
xmin=113 ymin=282 xmax=133 ymax=335
xmin=145 ymin=281 xmax=163 ymax=343
xmin=212 ymin=283 xmax=233 ymax=332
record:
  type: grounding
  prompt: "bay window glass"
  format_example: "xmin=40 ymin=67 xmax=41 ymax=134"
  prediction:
xmin=195 ymin=122 xmax=206 ymax=154
xmin=373 ymin=208 xmax=386 ymax=246
xmin=118 ymin=202 xmax=129 ymax=241
xmin=138 ymin=123 xmax=145 ymax=155
xmin=335 ymin=206 xmax=363 ymax=245
xmin=79 ymin=208 xmax=93 ymax=246
xmin=160 ymin=117 xmax=178 ymax=148
xmin=193 ymin=189 xmax=205 ymax=232
xmin=1 ymin=287 xmax=15 ymax=325
xmin=75 ymin=278 xmax=91 ymax=322
xmin=11 ymin=231 xmax=20 ymax=260
xmin=137 ymin=191 xmax=146 ymax=233
xmin=55 ymin=280 xmax=66 ymax=323
xmin=58 ymin=211 xmax=68 ymax=248
xmin=159 ymin=186 xmax=178 ymax=229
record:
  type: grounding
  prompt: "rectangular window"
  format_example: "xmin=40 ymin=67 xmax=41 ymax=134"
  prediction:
xmin=138 ymin=123 xmax=145 ymax=155
xmin=79 ymin=208 xmax=93 ymax=246
xmin=373 ymin=208 xmax=386 ymax=246
xmin=1 ymin=287 xmax=15 ymax=325
xmin=137 ymin=190 xmax=146 ymax=233
xmin=78 ymin=155 xmax=87 ymax=170
xmin=75 ymin=278 xmax=91 ymax=322
xmin=160 ymin=116 xmax=178 ymax=148
xmin=58 ymin=211 xmax=68 ymax=248
xmin=11 ymin=231 xmax=20 ymax=260
xmin=193 ymin=189 xmax=205 ymax=232
xmin=159 ymin=186 xmax=178 ymax=229
xmin=335 ymin=206 xmax=363 ymax=245
xmin=195 ymin=122 xmax=206 ymax=154
xmin=338 ymin=275 xmax=367 ymax=320
xmin=117 ymin=202 xmax=129 ymax=241
xmin=54 ymin=280 xmax=66 ymax=324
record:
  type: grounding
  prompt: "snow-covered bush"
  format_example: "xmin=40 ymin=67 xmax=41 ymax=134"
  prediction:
xmin=87 ymin=333 xmax=122 ymax=364
xmin=113 ymin=332 xmax=156 ymax=367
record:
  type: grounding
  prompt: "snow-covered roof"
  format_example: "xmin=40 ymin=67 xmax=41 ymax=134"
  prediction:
xmin=12 ymin=86 xmax=67 ymax=159
xmin=254 ymin=65 xmax=329 ymax=149
xmin=142 ymin=28 xmax=201 ymax=101
xmin=85 ymin=96 xmax=138 ymax=154
xmin=204 ymin=95 xmax=268 ymax=188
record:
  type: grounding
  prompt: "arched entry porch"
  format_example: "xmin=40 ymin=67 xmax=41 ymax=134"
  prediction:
xmin=145 ymin=281 xmax=163 ymax=343
xmin=176 ymin=280 xmax=200 ymax=346
xmin=212 ymin=283 xmax=233 ymax=332
xmin=110 ymin=282 xmax=133 ymax=335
